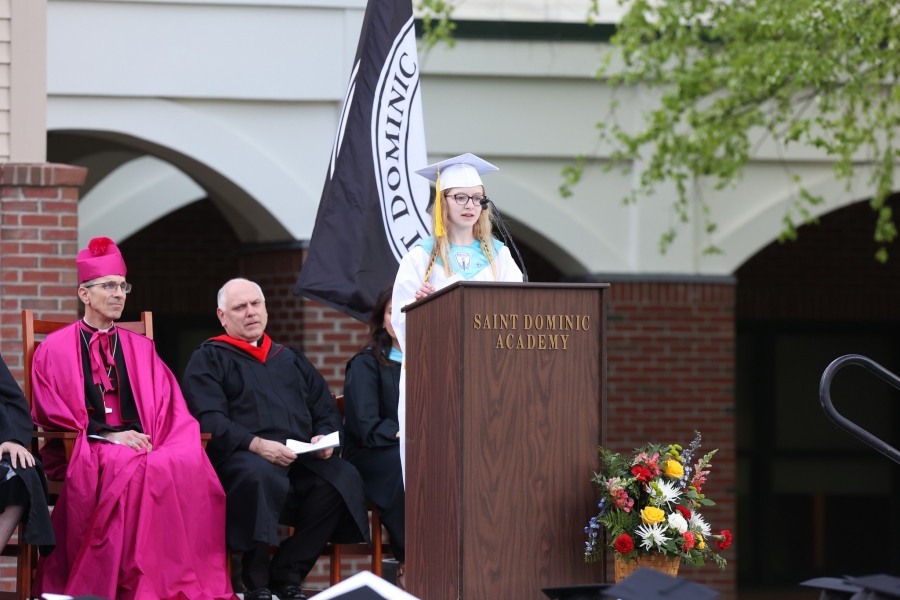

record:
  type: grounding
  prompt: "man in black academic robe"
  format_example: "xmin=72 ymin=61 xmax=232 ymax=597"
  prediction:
xmin=182 ymin=278 xmax=369 ymax=600
xmin=0 ymin=355 xmax=54 ymax=555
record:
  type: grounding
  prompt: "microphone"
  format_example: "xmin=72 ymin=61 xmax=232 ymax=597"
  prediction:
xmin=480 ymin=197 xmax=529 ymax=282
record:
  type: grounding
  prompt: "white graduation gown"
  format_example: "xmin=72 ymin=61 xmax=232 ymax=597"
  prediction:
xmin=391 ymin=242 xmax=524 ymax=485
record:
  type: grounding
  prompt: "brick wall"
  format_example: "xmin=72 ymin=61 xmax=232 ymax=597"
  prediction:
xmin=0 ymin=162 xmax=85 ymax=593
xmin=606 ymin=280 xmax=737 ymax=598
xmin=0 ymin=163 xmax=84 ymax=382
xmin=298 ymin=298 xmax=368 ymax=392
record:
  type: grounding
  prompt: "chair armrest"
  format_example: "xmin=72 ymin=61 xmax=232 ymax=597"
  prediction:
xmin=34 ymin=429 xmax=79 ymax=463
xmin=200 ymin=433 xmax=211 ymax=449
xmin=34 ymin=431 xmax=79 ymax=439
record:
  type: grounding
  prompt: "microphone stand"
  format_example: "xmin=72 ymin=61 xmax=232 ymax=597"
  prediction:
xmin=480 ymin=198 xmax=529 ymax=282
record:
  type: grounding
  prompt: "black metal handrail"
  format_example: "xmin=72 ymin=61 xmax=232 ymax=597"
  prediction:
xmin=819 ymin=354 xmax=900 ymax=465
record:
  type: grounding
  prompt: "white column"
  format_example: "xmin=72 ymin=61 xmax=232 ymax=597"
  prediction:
xmin=9 ymin=0 xmax=47 ymax=163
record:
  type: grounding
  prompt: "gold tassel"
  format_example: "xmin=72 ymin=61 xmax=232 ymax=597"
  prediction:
xmin=434 ymin=168 xmax=445 ymax=237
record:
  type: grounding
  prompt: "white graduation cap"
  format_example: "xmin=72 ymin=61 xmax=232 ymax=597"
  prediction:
xmin=309 ymin=571 xmax=421 ymax=600
xmin=414 ymin=153 xmax=498 ymax=236
xmin=414 ymin=153 xmax=498 ymax=189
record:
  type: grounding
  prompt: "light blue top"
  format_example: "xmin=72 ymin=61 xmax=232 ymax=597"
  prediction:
xmin=417 ymin=236 xmax=505 ymax=279
xmin=388 ymin=347 xmax=403 ymax=363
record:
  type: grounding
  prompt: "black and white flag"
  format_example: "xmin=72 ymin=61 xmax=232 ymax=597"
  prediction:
xmin=294 ymin=0 xmax=430 ymax=322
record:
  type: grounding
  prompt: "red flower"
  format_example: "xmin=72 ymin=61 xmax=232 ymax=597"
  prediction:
xmin=614 ymin=533 xmax=634 ymax=554
xmin=681 ymin=531 xmax=695 ymax=552
xmin=717 ymin=530 xmax=732 ymax=550
xmin=631 ymin=466 xmax=652 ymax=482
xmin=674 ymin=505 xmax=692 ymax=520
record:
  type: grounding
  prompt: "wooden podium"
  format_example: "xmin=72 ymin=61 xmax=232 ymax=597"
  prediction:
xmin=402 ymin=282 xmax=608 ymax=599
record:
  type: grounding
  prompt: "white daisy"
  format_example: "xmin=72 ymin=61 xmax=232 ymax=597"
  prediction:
xmin=667 ymin=511 xmax=688 ymax=534
xmin=650 ymin=478 xmax=682 ymax=507
xmin=636 ymin=522 xmax=671 ymax=551
xmin=690 ymin=512 xmax=711 ymax=535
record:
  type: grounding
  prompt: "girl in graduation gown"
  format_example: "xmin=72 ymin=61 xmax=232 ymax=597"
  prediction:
xmin=391 ymin=153 xmax=524 ymax=482
xmin=342 ymin=286 xmax=405 ymax=582
xmin=0 ymin=354 xmax=54 ymax=555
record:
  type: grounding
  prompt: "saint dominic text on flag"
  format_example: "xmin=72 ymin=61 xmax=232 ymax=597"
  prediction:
xmin=294 ymin=0 xmax=430 ymax=322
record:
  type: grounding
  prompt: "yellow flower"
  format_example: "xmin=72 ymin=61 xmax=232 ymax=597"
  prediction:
xmin=640 ymin=506 xmax=665 ymax=525
xmin=663 ymin=459 xmax=684 ymax=479
xmin=697 ymin=534 xmax=705 ymax=549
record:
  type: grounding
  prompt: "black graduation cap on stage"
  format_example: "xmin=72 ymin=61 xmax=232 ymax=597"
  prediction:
xmin=802 ymin=574 xmax=900 ymax=599
xmin=801 ymin=577 xmax=864 ymax=599
xmin=603 ymin=567 xmax=719 ymax=600
xmin=542 ymin=583 xmax=610 ymax=600
xmin=310 ymin=571 xmax=420 ymax=600
xmin=857 ymin=574 xmax=900 ymax=598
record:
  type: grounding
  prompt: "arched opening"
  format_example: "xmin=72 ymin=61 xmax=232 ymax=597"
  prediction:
xmin=734 ymin=195 xmax=900 ymax=594
xmin=49 ymin=130 xmax=292 ymax=245
xmin=47 ymin=131 xmax=291 ymax=376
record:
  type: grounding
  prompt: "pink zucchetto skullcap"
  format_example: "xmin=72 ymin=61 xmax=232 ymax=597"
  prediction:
xmin=77 ymin=237 xmax=127 ymax=283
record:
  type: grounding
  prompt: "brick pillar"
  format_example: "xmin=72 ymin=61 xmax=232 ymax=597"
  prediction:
xmin=0 ymin=163 xmax=86 ymax=383
xmin=237 ymin=244 xmax=368 ymax=394
xmin=606 ymin=278 xmax=736 ymax=598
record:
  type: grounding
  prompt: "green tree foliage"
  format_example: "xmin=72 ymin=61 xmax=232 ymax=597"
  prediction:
xmin=577 ymin=0 xmax=900 ymax=258
xmin=421 ymin=0 xmax=900 ymax=259
xmin=417 ymin=0 xmax=457 ymax=50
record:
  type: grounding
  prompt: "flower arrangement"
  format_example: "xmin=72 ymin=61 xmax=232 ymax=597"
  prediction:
xmin=584 ymin=432 xmax=731 ymax=569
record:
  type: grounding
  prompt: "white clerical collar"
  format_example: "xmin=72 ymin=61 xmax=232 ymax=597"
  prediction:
xmin=82 ymin=318 xmax=115 ymax=333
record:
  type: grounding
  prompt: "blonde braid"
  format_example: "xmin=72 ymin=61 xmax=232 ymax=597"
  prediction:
xmin=423 ymin=250 xmax=437 ymax=284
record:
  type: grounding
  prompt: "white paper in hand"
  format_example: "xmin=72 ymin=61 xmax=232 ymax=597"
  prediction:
xmin=87 ymin=434 xmax=121 ymax=444
xmin=286 ymin=431 xmax=340 ymax=455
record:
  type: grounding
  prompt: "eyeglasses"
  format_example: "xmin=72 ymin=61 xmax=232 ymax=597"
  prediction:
xmin=83 ymin=281 xmax=132 ymax=294
xmin=446 ymin=193 xmax=488 ymax=206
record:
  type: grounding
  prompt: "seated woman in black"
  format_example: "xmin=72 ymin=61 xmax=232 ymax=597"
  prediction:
xmin=0 ymin=355 xmax=54 ymax=555
xmin=342 ymin=286 xmax=405 ymax=584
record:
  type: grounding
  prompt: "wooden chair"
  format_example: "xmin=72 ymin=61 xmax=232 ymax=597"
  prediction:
xmin=23 ymin=310 xmax=155 ymax=464
xmin=326 ymin=394 xmax=391 ymax=584
xmin=0 ymin=310 xmax=154 ymax=600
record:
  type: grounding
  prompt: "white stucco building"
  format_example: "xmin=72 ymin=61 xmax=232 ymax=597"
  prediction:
xmin=46 ymin=0 xmax=880 ymax=280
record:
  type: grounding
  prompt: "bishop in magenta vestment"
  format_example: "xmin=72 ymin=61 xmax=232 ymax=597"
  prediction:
xmin=30 ymin=237 xmax=235 ymax=600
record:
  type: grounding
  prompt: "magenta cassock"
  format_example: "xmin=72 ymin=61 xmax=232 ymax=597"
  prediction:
xmin=30 ymin=322 xmax=236 ymax=600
